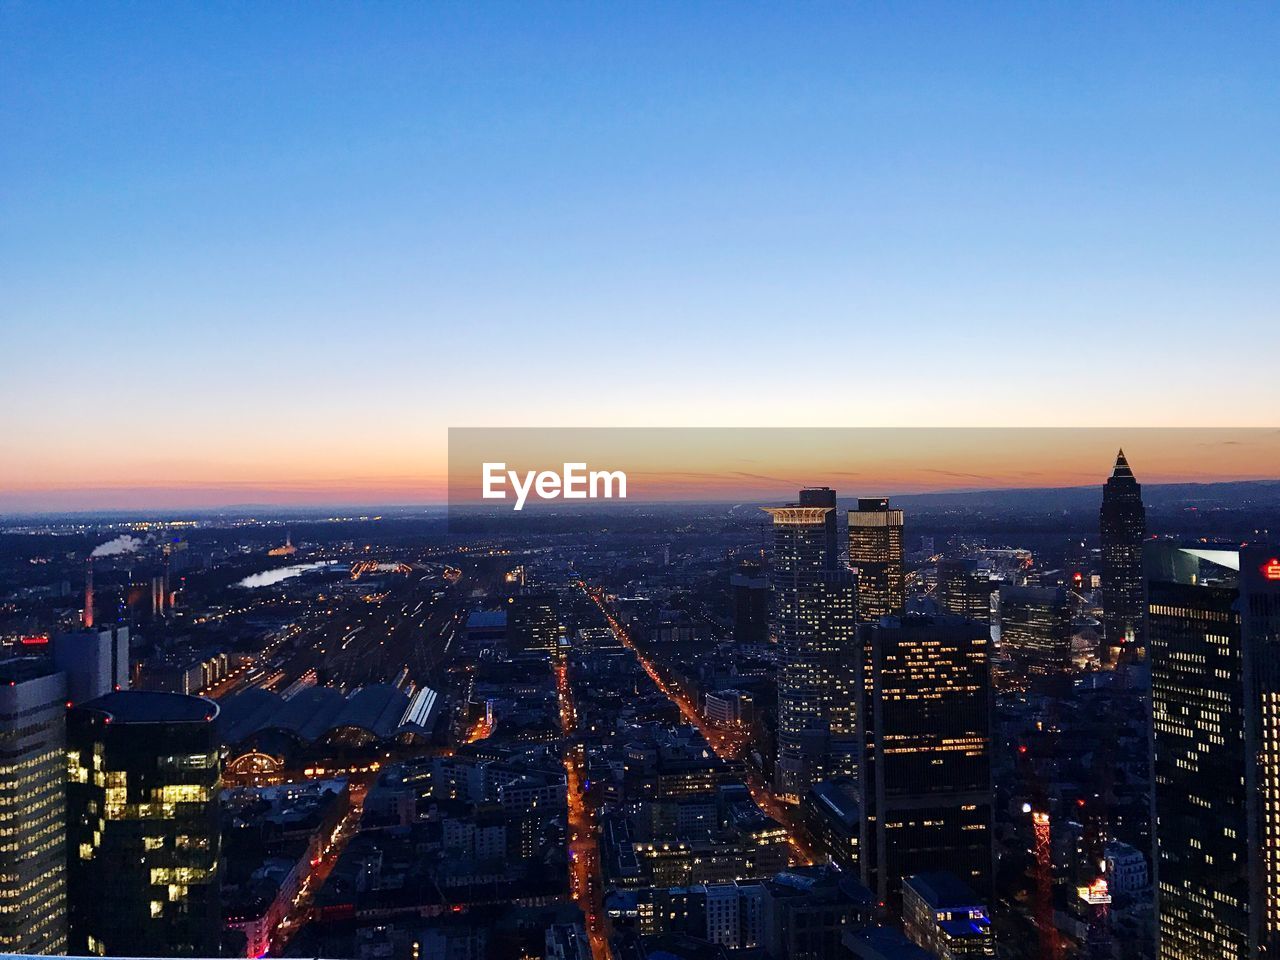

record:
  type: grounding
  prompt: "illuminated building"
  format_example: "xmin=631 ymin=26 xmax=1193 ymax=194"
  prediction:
xmin=902 ymin=872 xmax=995 ymax=958
xmin=0 ymin=659 xmax=68 ymax=955
xmin=938 ymin=559 xmax=992 ymax=624
xmin=508 ymin=591 xmax=559 ymax=654
xmin=848 ymin=498 xmax=905 ymax=620
xmin=996 ymin=585 xmax=1071 ymax=681
xmin=798 ymin=486 xmax=839 ymax=571
xmin=66 ymin=691 xmax=222 ymax=957
xmin=766 ymin=498 xmax=857 ymax=801
xmin=1147 ymin=544 xmax=1280 ymax=960
xmin=1100 ymin=450 xmax=1146 ymax=661
xmin=855 ymin=616 xmax=993 ymax=908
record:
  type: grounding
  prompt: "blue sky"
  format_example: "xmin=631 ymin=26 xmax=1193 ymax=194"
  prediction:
xmin=2 ymin=2 xmax=1278 ymax=506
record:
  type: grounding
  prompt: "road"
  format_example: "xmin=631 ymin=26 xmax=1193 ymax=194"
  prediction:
xmin=556 ymin=658 xmax=609 ymax=960
xmin=584 ymin=584 xmax=816 ymax=865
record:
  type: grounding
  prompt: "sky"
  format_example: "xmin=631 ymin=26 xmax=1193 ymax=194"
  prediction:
xmin=2 ymin=3 xmax=1279 ymax=510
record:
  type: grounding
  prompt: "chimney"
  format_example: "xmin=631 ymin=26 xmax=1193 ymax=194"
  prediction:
xmin=84 ymin=558 xmax=95 ymax=629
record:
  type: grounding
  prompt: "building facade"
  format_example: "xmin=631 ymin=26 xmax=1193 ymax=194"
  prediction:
xmin=66 ymin=691 xmax=222 ymax=957
xmin=855 ymin=616 xmax=994 ymax=908
xmin=766 ymin=500 xmax=857 ymax=801
xmin=1101 ymin=450 xmax=1146 ymax=661
xmin=848 ymin=498 xmax=905 ymax=621
xmin=1148 ymin=544 xmax=1280 ymax=960
xmin=0 ymin=659 xmax=68 ymax=955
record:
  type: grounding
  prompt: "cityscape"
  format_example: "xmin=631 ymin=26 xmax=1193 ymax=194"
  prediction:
xmin=5 ymin=5 xmax=1278 ymax=960
xmin=3 ymin=448 xmax=1280 ymax=960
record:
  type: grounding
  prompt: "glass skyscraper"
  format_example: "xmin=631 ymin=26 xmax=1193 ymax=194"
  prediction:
xmin=66 ymin=691 xmax=222 ymax=957
xmin=767 ymin=498 xmax=857 ymax=802
xmin=0 ymin=658 xmax=68 ymax=955
xmin=1148 ymin=543 xmax=1280 ymax=960
xmin=849 ymin=497 xmax=905 ymax=621
xmin=1101 ymin=450 xmax=1146 ymax=662
xmin=855 ymin=616 xmax=994 ymax=909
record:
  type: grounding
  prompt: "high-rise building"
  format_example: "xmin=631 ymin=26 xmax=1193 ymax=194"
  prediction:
xmin=996 ymin=585 xmax=1072 ymax=681
xmin=508 ymin=591 xmax=559 ymax=654
xmin=66 ymin=691 xmax=222 ymax=957
xmin=731 ymin=569 xmax=770 ymax=648
xmin=1147 ymin=543 xmax=1280 ymax=960
xmin=1101 ymin=450 xmax=1146 ymax=662
xmin=766 ymin=498 xmax=858 ymax=801
xmin=798 ymin=487 xmax=839 ymax=571
xmin=52 ymin=626 xmax=130 ymax=704
xmin=0 ymin=659 xmax=68 ymax=955
xmin=938 ymin=559 xmax=992 ymax=624
xmin=849 ymin=498 xmax=905 ymax=620
xmin=855 ymin=616 xmax=993 ymax=908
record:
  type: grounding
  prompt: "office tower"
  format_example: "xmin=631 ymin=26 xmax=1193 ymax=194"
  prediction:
xmin=0 ymin=659 xmax=68 ymax=955
xmin=731 ymin=568 xmax=770 ymax=648
xmin=849 ymin=497 xmax=905 ymax=620
xmin=1147 ymin=544 xmax=1280 ymax=960
xmin=52 ymin=626 xmax=130 ymax=704
xmin=902 ymin=872 xmax=995 ymax=958
xmin=66 ymin=691 xmax=222 ymax=957
xmin=766 ymin=499 xmax=858 ymax=801
xmin=798 ymin=486 xmax=839 ymax=570
xmin=1100 ymin=450 xmax=1146 ymax=661
xmin=938 ymin=559 xmax=992 ymax=624
xmin=996 ymin=585 xmax=1072 ymax=680
xmin=508 ymin=591 xmax=559 ymax=654
xmin=856 ymin=616 xmax=993 ymax=908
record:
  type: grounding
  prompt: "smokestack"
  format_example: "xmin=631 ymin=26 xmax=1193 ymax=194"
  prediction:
xmin=84 ymin=558 xmax=95 ymax=629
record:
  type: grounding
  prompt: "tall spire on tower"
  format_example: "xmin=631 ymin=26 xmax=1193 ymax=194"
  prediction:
xmin=1111 ymin=448 xmax=1134 ymax=480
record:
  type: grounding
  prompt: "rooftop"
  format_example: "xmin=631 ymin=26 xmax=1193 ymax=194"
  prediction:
xmin=76 ymin=689 xmax=218 ymax=724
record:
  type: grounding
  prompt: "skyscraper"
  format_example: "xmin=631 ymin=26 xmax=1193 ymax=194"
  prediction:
xmin=849 ymin=498 xmax=905 ymax=621
xmin=1147 ymin=543 xmax=1280 ymax=960
xmin=1101 ymin=450 xmax=1146 ymax=662
xmin=855 ymin=616 xmax=993 ymax=908
xmin=798 ymin=486 xmax=839 ymax=571
xmin=52 ymin=625 xmax=130 ymax=704
xmin=0 ymin=659 xmax=68 ymax=955
xmin=731 ymin=567 xmax=770 ymax=648
xmin=938 ymin=558 xmax=992 ymax=624
xmin=996 ymin=585 xmax=1072 ymax=682
xmin=66 ymin=691 xmax=222 ymax=957
xmin=766 ymin=498 xmax=857 ymax=801
xmin=508 ymin=591 xmax=560 ymax=655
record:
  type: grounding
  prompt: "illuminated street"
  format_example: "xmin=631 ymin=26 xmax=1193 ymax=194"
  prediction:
xmin=556 ymin=659 xmax=609 ymax=960
xmin=583 ymin=584 xmax=816 ymax=866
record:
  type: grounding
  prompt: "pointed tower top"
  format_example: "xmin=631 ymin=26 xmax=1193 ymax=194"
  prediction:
xmin=1111 ymin=449 xmax=1134 ymax=479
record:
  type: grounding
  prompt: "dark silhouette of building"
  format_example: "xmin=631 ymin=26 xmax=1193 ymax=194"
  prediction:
xmin=1147 ymin=543 xmax=1280 ymax=960
xmin=66 ymin=691 xmax=222 ymax=957
xmin=508 ymin=591 xmax=559 ymax=655
xmin=731 ymin=568 xmax=770 ymax=648
xmin=1101 ymin=450 xmax=1146 ymax=662
xmin=849 ymin=498 xmax=904 ymax=620
xmin=855 ymin=616 xmax=993 ymax=909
